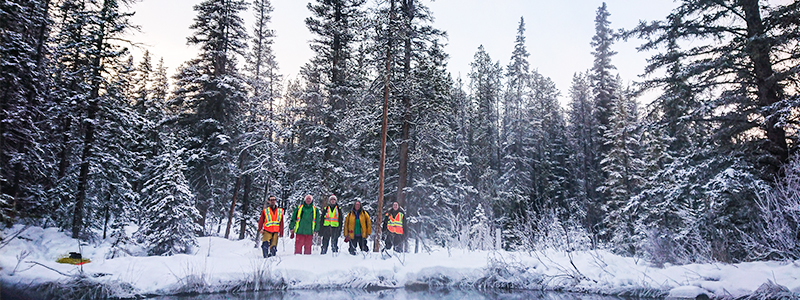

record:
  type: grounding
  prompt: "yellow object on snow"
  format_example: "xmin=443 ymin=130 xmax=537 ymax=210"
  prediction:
xmin=56 ymin=252 xmax=90 ymax=265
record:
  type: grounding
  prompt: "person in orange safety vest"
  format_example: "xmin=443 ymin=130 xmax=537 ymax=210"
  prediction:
xmin=381 ymin=201 xmax=405 ymax=252
xmin=257 ymin=195 xmax=284 ymax=258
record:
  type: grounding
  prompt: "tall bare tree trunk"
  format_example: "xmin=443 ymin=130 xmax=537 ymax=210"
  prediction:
xmin=396 ymin=0 xmax=414 ymax=209
xmin=740 ymin=0 xmax=788 ymax=176
xmin=375 ymin=0 xmax=395 ymax=252
xmin=239 ymin=175 xmax=251 ymax=240
xmin=225 ymin=155 xmax=246 ymax=239
xmin=74 ymin=0 xmax=110 ymax=238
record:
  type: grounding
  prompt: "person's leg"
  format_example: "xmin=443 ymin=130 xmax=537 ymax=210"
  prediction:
xmin=260 ymin=234 xmax=270 ymax=258
xmin=320 ymin=228 xmax=330 ymax=254
xmin=349 ymin=237 xmax=357 ymax=255
xmin=303 ymin=234 xmax=313 ymax=255
xmin=294 ymin=233 xmax=303 ymax=254
xmin=331 ymin=229 xmax=340 ymax=253
xmin=384 ymin=233 xmax=393 ymax=251
xmin=393 ymin=234 xmax=403 ymax=252
xmin=359 ymin=237 xmax=369 ymax=252
xmin=268 ymin=232 xmax=279 ymax=256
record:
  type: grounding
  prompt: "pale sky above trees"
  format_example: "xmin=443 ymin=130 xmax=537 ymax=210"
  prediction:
xmin=126 ymin=0 xmax=785 ymax=103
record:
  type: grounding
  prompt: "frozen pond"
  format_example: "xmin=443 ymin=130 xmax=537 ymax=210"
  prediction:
xmin=148 ymin=289 xmax=629 ymax=300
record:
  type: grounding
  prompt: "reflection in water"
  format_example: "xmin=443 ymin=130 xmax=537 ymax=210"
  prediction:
xmin=152 ymin=289 xmax=627 ymax=300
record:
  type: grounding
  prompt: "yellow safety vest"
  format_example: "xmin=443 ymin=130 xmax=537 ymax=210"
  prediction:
xmin=323 ymin=207 xmax=339 ymax=227
xmin=263 ymin=207 xmax=283 ymax=232
xmin=294 ymin=204 xmax=317 ymax=233
xmin=387 ymin=212 xmax=403 ymax=234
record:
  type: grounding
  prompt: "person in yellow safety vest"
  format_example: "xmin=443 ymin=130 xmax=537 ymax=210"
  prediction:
xmin=343 ymin=200 xmax=371 ymax=255
xmin=382 ymin=201 xmax=406 ymax=252
xmin=320 ymin=194 xmax=343 ymax=255
xmin=257 ymin=196 xmax=284 ymax=258
xmin=289 ymin=195 xmax=322 ymax=255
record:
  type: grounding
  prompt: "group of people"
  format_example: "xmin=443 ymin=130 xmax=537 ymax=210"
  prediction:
xmin=256 ymin=194 xmax=406 ymax=257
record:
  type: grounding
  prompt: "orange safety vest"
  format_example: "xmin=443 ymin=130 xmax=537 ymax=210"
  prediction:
xmin=387 ymin=212 xmax=403 ymax=234
xmin=323 ymin=207 xmax=339 ymax=227
xmin=262 ymin=207 xmax=283 ymax=232
xmin=294 ymin=204 xmax=317 ymax=233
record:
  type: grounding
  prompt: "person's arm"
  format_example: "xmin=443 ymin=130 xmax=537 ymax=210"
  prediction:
xmin=402 ymin=210 xmax=407 ymax=235
xmin=257 ymin=209 xmax=265 ymax=233
xmin=289 ymin=207 xmax=297 ymax=231
xmin=382 ymin=212 xmax=389 ymax=232
xmin=365 ymin=212 xmax=373 ymax=236
xmin=315 ymin=207 xmax=323 ymax=232
xmin=338 ymin=207 xmax=343 ymax=226
xmin=278 ymin=209 xmax=284 ymax=237
xmin=343 ymin=213 xmax=348 ymax=235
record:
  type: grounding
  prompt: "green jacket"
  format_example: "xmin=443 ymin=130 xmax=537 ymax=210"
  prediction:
xmin=289 ymin=203 xmax=322 ymax=235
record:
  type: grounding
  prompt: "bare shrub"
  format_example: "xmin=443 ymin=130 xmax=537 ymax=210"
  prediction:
xmin=511 ymin=208 xmax=591 ymax=252
xmin=742 ymin=155 xmax=800 ymax=261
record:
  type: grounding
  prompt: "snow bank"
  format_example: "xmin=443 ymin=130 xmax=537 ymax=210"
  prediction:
xmin=1 ymin=225 xmax=799 ymax=299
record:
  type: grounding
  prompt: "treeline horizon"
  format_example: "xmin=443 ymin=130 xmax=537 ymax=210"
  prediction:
xmin=0 ymin=0 xmax=798 ymax=263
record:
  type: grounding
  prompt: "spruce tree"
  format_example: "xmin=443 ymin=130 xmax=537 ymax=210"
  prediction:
xmin=630 ymin=0 xmax=800 ymax=261
xmin=230 ymin=0 xmax=284 ymax=240
xmin=467 ymin=45 xmax=502 ymax=217
xmin=301 ymin=0 xmax=366 ymax=197
xmin=171 ymin=0 xmax=249 ymax=234
xmin=565 ymin=72 xmax=600 ymax=245
xmin=587 ymin=2 xmax=619 ymax=242
xmin=140 ymin=149 xmax=201 ymax=256
xmin=599 ymin=83 xmax=645 ymax=255
xmin=58 ymin=0 xmax=138 ymax=238
xmin=499 ymin=18 xmax=532 ymax=234
xmin=0 ymin=0 xmax=51 ymax=223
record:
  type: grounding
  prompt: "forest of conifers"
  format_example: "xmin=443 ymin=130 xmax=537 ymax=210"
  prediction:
xmin=1 ymin=0 xmax=798 ymax=263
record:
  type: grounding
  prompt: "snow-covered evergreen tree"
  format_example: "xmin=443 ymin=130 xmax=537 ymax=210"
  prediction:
xmin=499 ymin=18 xmax=533 ymax=246
xmin=467 ymin=45 xmax=502 ymax=215
xmin=599 ymin=83 xmax=645 ymax=255
xmin=469 ymin=203 xmax=493 ymax=250
xmin=140 ymin=149 xmax=201 ymax=256
xmin=294 ymin=0 xmax=366 ymax=198
xmin=170 ymin=0 xmax=249 ymax=234
xmin=630 ymin=0 xmax=800 ymax=261
xmin=565 ymin=72 xmax=599 ymax=244
xmin=0 ymin=0 xmax=51 ymax=224
xmin=229 ymin=0 xmax=285 ymax=240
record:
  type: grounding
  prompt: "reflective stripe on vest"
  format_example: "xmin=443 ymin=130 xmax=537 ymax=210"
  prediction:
xmin=323 ymin=207 xmax=339 ymax=227
xmin=263 ymin=207 xmax=283 ymax=232
xmin=294 ymin=204 xmax=317 ymax=233
xmin=387 ymin=212 xmax=403 ymax=234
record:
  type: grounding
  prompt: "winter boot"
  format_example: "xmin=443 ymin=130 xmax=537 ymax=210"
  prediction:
xmin=269 ymin=246 xmax=277 ymax=257
xmin=261 ymin=243 xmax=269 ymax=258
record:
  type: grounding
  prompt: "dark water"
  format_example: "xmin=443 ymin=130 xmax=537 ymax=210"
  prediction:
xmin=150 ymin=289 xmax=628 ymax=300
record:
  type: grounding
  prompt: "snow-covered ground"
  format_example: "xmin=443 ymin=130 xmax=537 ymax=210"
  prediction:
xmin=1 ymin=225 xmax=799 ymax=299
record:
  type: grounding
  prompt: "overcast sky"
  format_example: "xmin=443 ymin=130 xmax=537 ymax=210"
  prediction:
xmin=127 ymin=0 xmax=682 ymax=103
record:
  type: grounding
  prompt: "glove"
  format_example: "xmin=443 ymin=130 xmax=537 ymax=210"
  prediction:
xmin=290 ymin=232 xmax=295 ymax=239
xmin=344 ymin=236 xmax=349 ymax=243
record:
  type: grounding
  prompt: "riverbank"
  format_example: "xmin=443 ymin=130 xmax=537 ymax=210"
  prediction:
xmin=1 ymin=225 xmax=798 ymax=299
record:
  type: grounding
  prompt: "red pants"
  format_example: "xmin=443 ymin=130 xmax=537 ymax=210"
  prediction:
xmin=295 ymin=234 xmax=313 ymax=255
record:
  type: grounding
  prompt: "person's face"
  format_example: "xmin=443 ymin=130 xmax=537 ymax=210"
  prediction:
xmin=304 ymin=195 xmax=312 ymax=204
xmin=392 ymin=202 xmax=399 ymax=210
xmin=268 ymin=197 xmax=276 ymax=206
xmin=354 ymin=202 xmax=361 ymax=210
xmin=329 ymin=198 xmax=336 ymax=205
